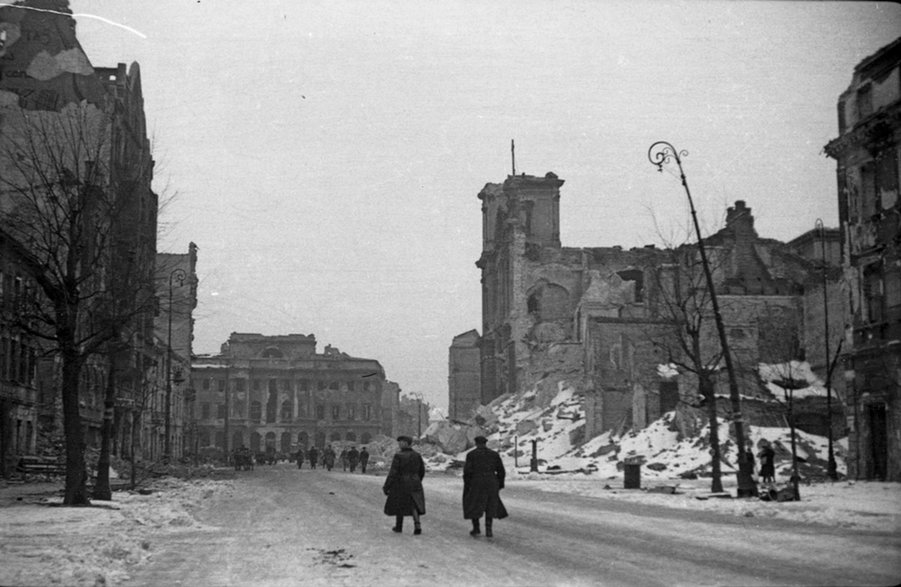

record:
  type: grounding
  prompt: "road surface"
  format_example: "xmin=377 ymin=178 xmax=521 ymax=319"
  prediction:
xmin=124 ymin=464 xmax=901 ymax=586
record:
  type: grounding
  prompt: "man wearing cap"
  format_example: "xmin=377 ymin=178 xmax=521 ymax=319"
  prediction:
xmin=382 ymin=435 xmax=426 ymax=535
xmin=463 ymin=435 xmax=507 ymax=538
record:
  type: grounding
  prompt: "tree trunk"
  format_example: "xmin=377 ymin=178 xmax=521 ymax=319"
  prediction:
xmin=61 ymin=353 xmax=90 ymax=506
xmin=701 ymin=375 xmax=723 ymax=493
xmin=130 ymin=411 xmax=139 ymax=490
xmin=92 ymin=358 xmax=116 ymax=500
xmin=0 ymin=398 xmax=10 ymax=479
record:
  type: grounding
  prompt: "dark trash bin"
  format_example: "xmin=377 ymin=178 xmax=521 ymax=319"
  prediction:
xmin=624 ymin=463 xmax=641 ymax=489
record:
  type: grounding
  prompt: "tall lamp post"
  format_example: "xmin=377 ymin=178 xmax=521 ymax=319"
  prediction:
xmin=164 ymin=267 xmax=187 ymax=459
xmin=648 ymin=141 xmax=753 ymax=495
xmin=816 ymin=218 xmax=838 ymax=480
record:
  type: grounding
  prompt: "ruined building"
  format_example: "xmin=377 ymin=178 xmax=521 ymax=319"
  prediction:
xmin=192 ymin=333 xmax=392 ymax=456
xmin=0 ymin=3 xmax=162 ymax=470
xmin=451 ymin=172 xmax=843 ymax=441
xmin=825 ymin=36 xmax=901 ymax=481
xmin=149 ymin=245 xmax=199 ymax=461
xmin=448 ymin=330 xmax=481 ymax=420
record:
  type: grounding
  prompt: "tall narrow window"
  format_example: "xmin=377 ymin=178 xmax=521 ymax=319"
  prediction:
xmin=857 ymin=84 xmax=873 ymax=120
xmin=864 ymin=263 xmax=884 ymax=324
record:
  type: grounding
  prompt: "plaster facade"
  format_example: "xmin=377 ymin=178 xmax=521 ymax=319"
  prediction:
xmin=448 ymin=329 xmax=481 ymax=421
xmin=825 ymin=36 xmax=901 ymax=481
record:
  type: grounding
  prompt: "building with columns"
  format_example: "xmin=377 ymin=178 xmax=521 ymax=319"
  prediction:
xmin=192 ymin=333 xmax=389 ymax=457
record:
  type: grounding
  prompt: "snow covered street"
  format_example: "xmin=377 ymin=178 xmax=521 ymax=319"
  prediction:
xmin=3 ymin=463 xmax=897 ymax=586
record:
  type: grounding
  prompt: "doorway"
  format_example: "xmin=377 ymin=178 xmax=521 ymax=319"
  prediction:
xmin=868 ymin=403 xmax=887 ymax=481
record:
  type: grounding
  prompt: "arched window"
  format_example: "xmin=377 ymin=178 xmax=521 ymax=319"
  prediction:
xmin=345 ymin=431 xmax=356 ymax=442
xmin=261 ymin=347 xmax=284 ymax=358
xmin=330 ymin=431 xmax=342 ymax=442
xmin=280 ymin=432 xmax=292 ymax=452
xmin=264 ymin=432 xmax=276 ymax=450
xmin=280 ymin=400 xmax=293 ymax=422
xmin=361 ymin=432 xmax=372 ymax=445
xmin=298 ymin=432 xmax=309 ymax=450
xmin=617 ymin=269 xmax=645 ymax=302
xmin=539 ymin=284 xmax=570 ymax=320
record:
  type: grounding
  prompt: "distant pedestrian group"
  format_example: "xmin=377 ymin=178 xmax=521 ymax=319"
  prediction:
xmin=295 ymin=445 xmax=371 ymax=474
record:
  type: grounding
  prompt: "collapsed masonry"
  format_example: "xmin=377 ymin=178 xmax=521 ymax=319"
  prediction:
xmin=447 ymin=173 xmax=844 ymax=452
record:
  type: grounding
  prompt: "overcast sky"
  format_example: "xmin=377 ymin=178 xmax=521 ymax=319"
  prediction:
xmin=69 ymin=1 xmax=900 ymax=410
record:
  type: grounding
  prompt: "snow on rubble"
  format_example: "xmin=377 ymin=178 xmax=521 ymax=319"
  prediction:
xmin=419 ymin=376 xmax=901 ymax=534
xmin=0 ymin=477 xmax=232 ymax=587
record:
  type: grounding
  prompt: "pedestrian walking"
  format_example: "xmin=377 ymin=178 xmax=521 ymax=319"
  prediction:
xmin=463 ymin=435 xmax=507 ymax=538
xmin=383 ymin=435 xmax=425 ymax=535
xmin=323 ymin=445 xmax=336 ymax=471
xmin=758 ymin=439 xmax=776 ymax=483
xmin=307 ymin=446 xmax=319 ymax=470
xmin=347 ymin=446 xmax=360 ymax=473
xmin=295 ymin=449 xmax=304 ymax=469
xmin=340 ymin=447 xmax=349 ymax=471
xmin=359 ymin=447 xmax=370 ymax=474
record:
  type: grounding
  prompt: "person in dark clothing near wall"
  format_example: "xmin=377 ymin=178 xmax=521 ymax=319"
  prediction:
xmin=347 ymin=446 xmax=360 ymax=472
xmin=758 ymin=438 xmax=776 ymax=484
xmin=463 ymin=435 xmax=507 ymax=538
xmin=307 ymin=446 xmax=318 ymax=470
xmin=383 ymin=436 xmax=426 ymax=535
xmin=359 ymin=447 xmax=370 ymax=473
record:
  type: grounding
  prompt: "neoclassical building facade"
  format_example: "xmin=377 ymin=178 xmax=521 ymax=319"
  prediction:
xmin=192 ymin=333 xmax=390 ymax=456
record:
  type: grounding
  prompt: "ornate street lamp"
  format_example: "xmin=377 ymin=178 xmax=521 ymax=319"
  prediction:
xmin=815 ymin=218 xmax=838 ymax=480
xmin=164 ymin=267 xmax=187 ymax=459
xmin=647 ymin=141 xmax=754 ymax=495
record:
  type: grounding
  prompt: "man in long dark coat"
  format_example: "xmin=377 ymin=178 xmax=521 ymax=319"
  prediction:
xmin=347 ymin=446 xmax=360 ymax=472
xmin=295 ymin=449 xmax=304 ymax=469
xmin=323 ymin=445 xmax=336 ymax=471
xmin=359 ymin=447 xmax=370 ymax=473
xmin=307 ymin=446 xmax=318 ymax=470
xmin=382 ymin=436 xmax=426 ymax=535
xmin=463 ymin=435 xmax=507 ymax=538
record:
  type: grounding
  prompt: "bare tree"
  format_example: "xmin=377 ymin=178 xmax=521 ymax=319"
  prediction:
xmin=645 ymin=242 xmax=729 ymax=493
xmin=0 ymin=102 xmax=156 ymax=505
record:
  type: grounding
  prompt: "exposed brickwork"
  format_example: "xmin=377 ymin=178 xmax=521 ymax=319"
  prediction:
xmin=825 ymin=36 xmax=901 ymax=481
xmin=467 ymin=170 xmax=846 ymax=444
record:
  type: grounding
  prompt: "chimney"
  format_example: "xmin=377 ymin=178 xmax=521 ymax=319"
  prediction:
xmin=726 ymin=200 xmax=755 ymax=235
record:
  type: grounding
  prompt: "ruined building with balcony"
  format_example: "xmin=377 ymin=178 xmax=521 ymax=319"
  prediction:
xmin=825 ymin=36 xmax=901 ymax=481
xmin=192 ymin=333 xmax=391 ymax=457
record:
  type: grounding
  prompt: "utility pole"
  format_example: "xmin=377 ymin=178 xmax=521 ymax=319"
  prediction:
xmin=648 ymin=141 xmax=754 ymax=496
xmin=816 ymin=218 xmax=838 ymax=480
xmin=164 ymin=267 xmax=186 ymax=460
